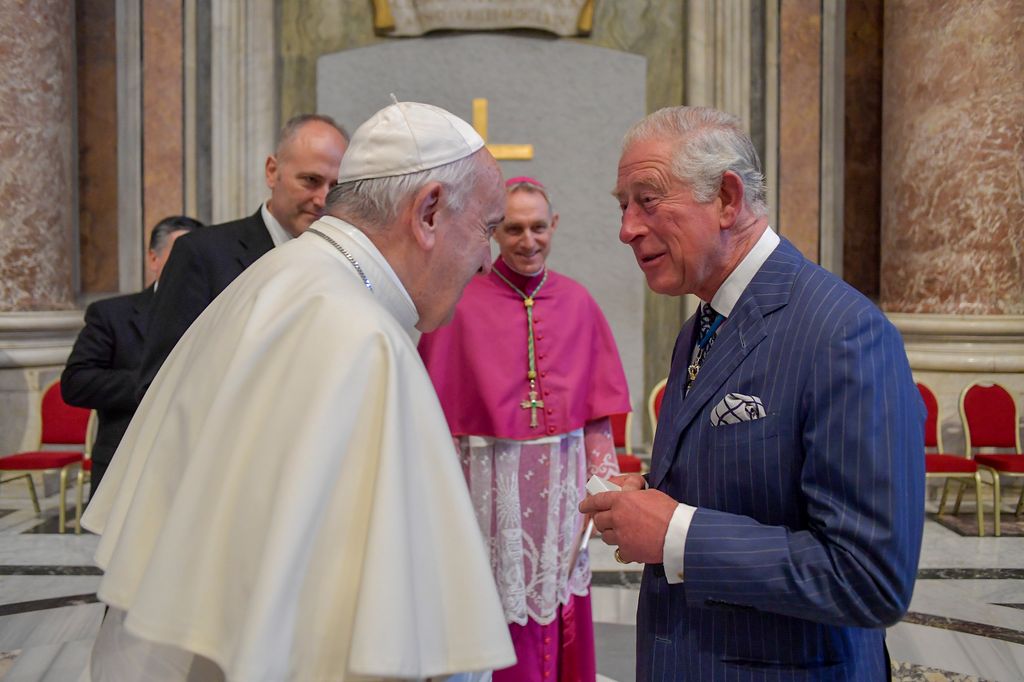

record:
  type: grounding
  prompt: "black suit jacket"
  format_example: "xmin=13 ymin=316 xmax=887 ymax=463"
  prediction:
xmin=62 ymin=287 xmax=154 ymax=465
xmin=137 ymin=209 xmax=272 ymax=397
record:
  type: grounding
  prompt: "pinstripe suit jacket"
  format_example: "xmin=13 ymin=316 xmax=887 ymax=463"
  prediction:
xmin=638 ymin=238 xmax=925 ymax=681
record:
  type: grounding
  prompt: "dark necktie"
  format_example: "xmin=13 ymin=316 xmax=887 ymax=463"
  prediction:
xmin=686 ymin=302 xmax=723 ymax=393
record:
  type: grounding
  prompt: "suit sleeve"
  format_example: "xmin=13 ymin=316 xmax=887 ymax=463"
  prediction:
xmin=62 ymin=303 xmax=138 ymax=412
xmin=680 ymin=308 xmax=925 ymax=628
xmin=136 ymin=235 xmax=211 ymax=400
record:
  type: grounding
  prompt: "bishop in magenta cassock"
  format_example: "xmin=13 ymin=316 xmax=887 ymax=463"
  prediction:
xmin=418 ymin=177 xmax=631 ymax=682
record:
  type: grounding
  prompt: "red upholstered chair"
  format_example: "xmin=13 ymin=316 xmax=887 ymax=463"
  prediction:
xmin=0 ymin=379 xmax=87 ymax=533
xmin=610 ymin=412 xmax=643 ymax=473
xmin=961 ymin=381 xmax=1023 ymax=537
xmin=647 ymin=377 xmax=668 ymax=439
xmin=918 ymin=382 xmax=993 ymax=536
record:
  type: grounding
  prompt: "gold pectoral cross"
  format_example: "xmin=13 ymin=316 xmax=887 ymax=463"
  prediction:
xmin=520 ymin=390 xmax=545 ymax=428
xmin=472 ymin=98 xmax=533 ymax=160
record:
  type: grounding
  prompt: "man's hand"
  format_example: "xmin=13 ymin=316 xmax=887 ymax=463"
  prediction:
xmin=579 ymin=488 xmax=678 ymax=564
xmin=609 ymin=473 xmax=646 ymax=491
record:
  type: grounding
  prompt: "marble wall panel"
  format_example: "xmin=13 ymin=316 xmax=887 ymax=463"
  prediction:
xmin=881 ymin=0 xmax=1024 ymax=315
xmin=142 ymin=0 xmax=184 ymax=283
xmin=777 ymin=0 xmax=821 ymax=263
xmin=77 ymin=0 xmax=120 ymax=295
xmin=842 ymin=0 xmax=882 ymax=300
xmin=0 ymin=2 xmax=77 ymax=312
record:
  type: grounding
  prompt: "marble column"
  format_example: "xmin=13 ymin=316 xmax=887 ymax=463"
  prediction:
xmin=0 ymin=2 xmax=84 ymax=458
xmin=0 ymin=1 xmax=77 ymax=313
xmin=211 ymin=0 xmax=277 ymax=224
xmin=882 ymin=0 xmax=1024 ymax=455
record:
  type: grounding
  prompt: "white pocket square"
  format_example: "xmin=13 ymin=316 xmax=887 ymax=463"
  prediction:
xmin=711 ymin=393 xmax=766 ymax=426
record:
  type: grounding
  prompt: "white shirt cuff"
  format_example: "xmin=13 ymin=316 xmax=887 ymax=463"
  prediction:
xmin=663 ymin=503 xmax=697 ymax=584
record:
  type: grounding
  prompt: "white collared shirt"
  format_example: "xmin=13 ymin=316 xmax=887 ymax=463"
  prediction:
xmin=664 ymin=226 xmax=779 ymax=584
xmin=261 ymin=202 xmax=293 ymax=247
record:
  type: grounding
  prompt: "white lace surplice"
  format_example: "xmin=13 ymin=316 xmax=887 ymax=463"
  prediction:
xmin=459 ymin=418 xmax=620 ymax=626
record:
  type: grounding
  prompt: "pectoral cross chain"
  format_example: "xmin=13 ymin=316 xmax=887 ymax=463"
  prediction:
xmin=520 ymin=389 xmax=545 ymax=428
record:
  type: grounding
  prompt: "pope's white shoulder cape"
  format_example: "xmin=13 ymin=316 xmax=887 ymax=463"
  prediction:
xmin=82 ymin=220 xmax=515 ymax=681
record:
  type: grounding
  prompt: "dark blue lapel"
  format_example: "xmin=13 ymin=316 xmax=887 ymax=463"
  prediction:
xmin=648 ymin=238 xmax=802 ymax=489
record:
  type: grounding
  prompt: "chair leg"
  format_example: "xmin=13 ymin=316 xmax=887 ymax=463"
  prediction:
xmin=1015 ymin=484 xmax=1024 ymax=517
xmin=973 ymin=472 xmax=984 ymax=537
xmin=953 ymin=480 xmax=967 ymax=514
xmin=992 ymin=472 xmax=1001 ymax=538
xmin=75 ymin=468 xmax=84 ymax=535
xmin=24 ymin=474 xmax=40 ymax=514
xmin=58 ymin=467 xmax=68 ymax=534
xmin=937 ymin=478 xmax=953 ymax=515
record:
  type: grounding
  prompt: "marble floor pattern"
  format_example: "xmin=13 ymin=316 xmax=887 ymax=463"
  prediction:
xmin=1 ymin=487 xmax=1023 ymax=681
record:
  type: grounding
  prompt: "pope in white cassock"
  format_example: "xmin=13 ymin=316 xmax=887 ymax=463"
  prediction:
xmin=80 ymin=101 xmax=516 ymax=681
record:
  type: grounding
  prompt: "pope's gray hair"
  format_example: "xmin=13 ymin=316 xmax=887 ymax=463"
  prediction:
xmin=325 ymin=151 xmax=482 ymax=227
xmin=623 ymin=106 xmax=768 ymax=217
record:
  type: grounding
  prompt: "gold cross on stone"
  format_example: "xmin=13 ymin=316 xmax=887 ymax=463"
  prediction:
xmin=472 ymin=98 xmax=533 ymax=160
xmin=520 ymin=390 xmax=545 ymax=428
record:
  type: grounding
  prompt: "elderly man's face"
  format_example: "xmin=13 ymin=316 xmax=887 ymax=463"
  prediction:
xmin=494 ymin=189 xmax=557 ymax=275
xmin=615 ymin=136 xmax=723 ymax=298
xmin=266 ymin=121 xmax=348 ymax=237
xmin=420 ymin=153 xmax=506 ymax=332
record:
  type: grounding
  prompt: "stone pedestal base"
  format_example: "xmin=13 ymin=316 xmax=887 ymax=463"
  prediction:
xmin=889 ymin=313 xmax=1024 ymax=456
xmin=0 ymin=312 xmax=84 ymax=454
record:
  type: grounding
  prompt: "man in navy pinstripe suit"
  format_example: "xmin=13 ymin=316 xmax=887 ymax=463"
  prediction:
xmin=581 ymin=106 xmax=924 ymax=680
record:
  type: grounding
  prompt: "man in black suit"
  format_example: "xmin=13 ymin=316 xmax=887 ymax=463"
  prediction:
xmin=62 ymin=216 xmax=205 ymax=499
xmin=137 ymin=114 xmax=349 ymax=396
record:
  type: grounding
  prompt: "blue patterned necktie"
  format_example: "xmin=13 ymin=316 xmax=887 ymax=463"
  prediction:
xmin=686 ymin=302 xmax=723 ymax=392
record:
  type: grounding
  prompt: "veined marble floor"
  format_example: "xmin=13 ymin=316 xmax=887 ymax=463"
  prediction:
xmin=1 ymin=487 xmax=1023 ymax=681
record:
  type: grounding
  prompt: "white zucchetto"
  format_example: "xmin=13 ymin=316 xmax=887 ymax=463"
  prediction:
xmin=337 ymin=101 xmax=485 ymax=183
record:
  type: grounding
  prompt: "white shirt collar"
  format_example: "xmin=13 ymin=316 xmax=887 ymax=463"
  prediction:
xmin=261 ymin=202 xmax=293 ymax=247
xmin=708 ymin=226 xmax=780 ymax=317
xmin=309 ymin=216 xmax=420 ymax=339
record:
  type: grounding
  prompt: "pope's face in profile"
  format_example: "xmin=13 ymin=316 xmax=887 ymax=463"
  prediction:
xmin=494 ymin=188 xmax=558 ymax=276
xmin=418 ymin=152 xmax=506 ymax=332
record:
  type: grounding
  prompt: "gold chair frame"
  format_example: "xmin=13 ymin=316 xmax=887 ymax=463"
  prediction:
xmin=960 ymin=380 xmax=1023 ymax=537
xmin=647 ymin=377 xmax=668 ymax=441
xmin=0 ymin=379 xmax=85 ymax=533
xmin=919 ymin=382 xmax=993 ymax=536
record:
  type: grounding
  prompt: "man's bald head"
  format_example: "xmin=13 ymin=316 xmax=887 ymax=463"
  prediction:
xmin=265 ymin=115 xmax=349 ymax=237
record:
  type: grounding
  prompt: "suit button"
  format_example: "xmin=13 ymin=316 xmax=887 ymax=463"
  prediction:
xmin=548 ymin=426 xmax=556 ymax=434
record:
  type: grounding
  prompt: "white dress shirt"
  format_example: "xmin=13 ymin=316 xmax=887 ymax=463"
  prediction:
xmin=261 ymin=201 xmax=293 ymax=247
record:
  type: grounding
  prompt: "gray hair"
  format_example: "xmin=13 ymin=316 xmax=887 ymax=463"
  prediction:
xmin=623 ymin=106 xmax=768 ymax=217
xmin=149 ymin=215 xmax=204 ymax=253
xmin=324 ymin=152 xmax=482 ymax=227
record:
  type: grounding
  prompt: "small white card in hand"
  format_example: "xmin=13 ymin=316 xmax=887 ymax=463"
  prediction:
xmin=586 ymin=475 xmax=621 ymax=495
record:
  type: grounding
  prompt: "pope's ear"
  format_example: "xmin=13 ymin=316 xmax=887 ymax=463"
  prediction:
xmin=410 ymin=181 xmax=444 ymax=250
